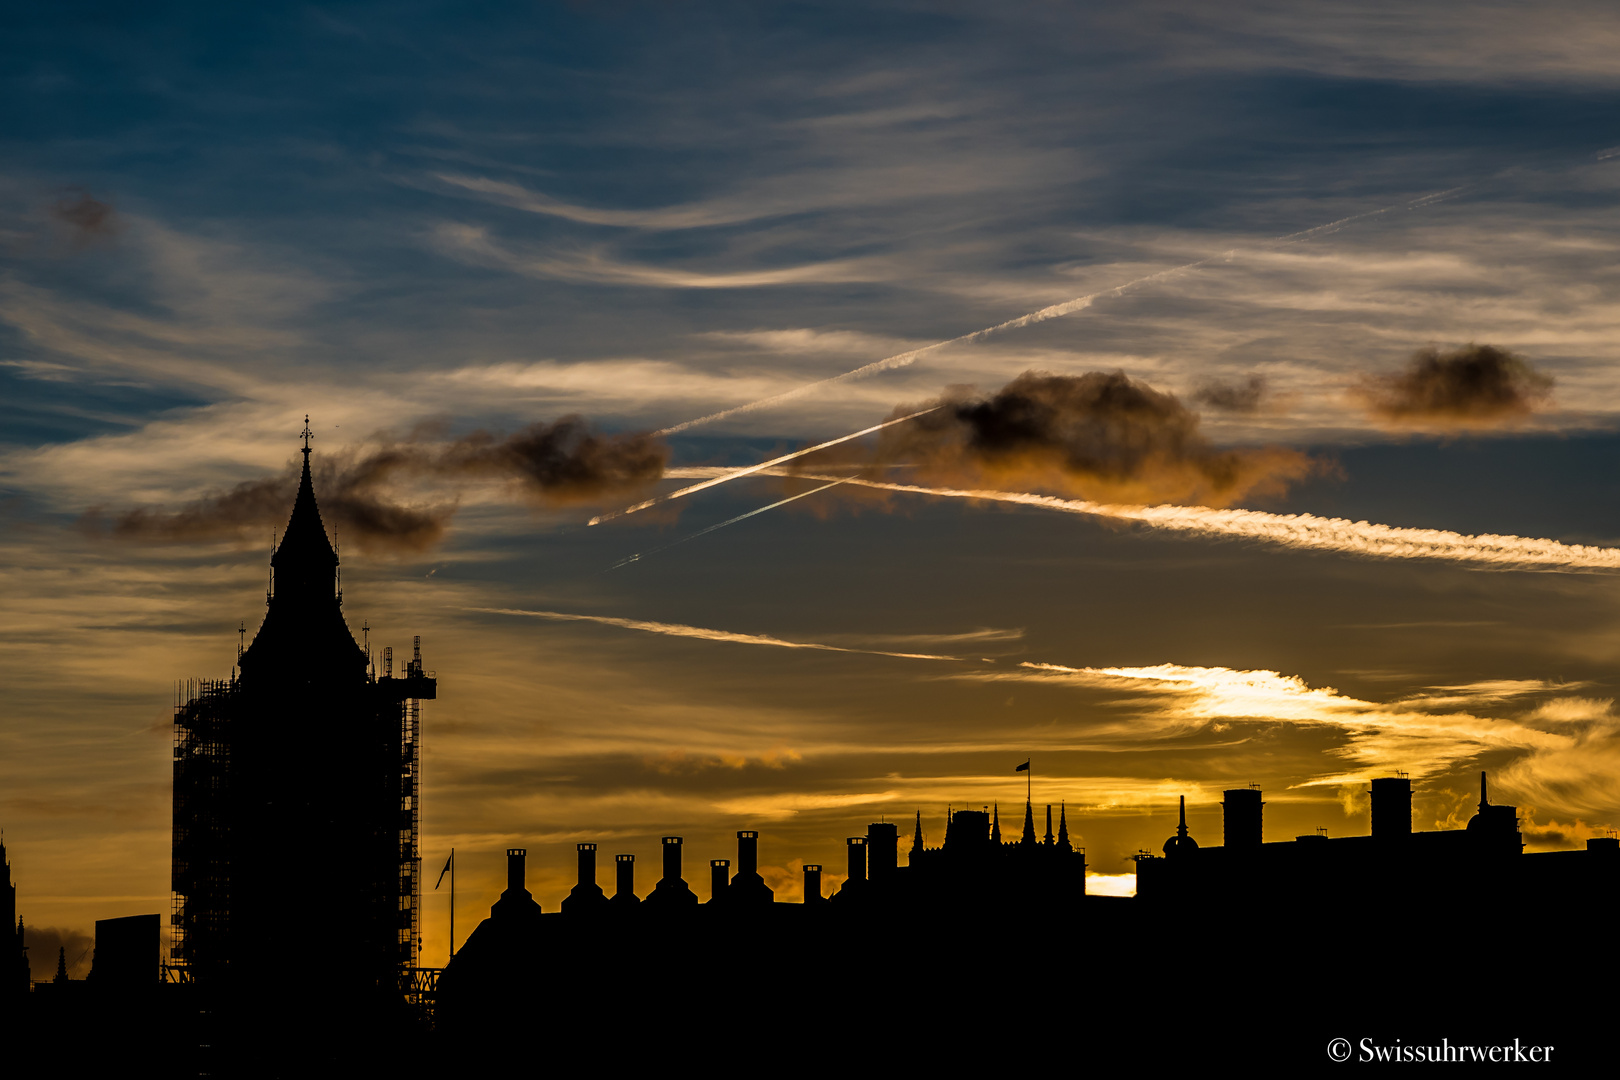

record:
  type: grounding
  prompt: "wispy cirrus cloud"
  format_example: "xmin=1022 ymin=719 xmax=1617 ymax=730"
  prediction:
xmin=429 ymin=223 xmax=889 ymax=289
xmin=971 ymin=661 xmax=1580 ymax=797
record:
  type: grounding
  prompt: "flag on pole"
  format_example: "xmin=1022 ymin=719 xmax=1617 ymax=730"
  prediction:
xmin=435 ymin=850 xmax=453 ymax=890
xmin=1015 ymin=760 xmax=1030 ymax=772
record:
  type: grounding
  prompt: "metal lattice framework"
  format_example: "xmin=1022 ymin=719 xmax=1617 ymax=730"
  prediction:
xmin=170 ymin=677 xmax=236 ymax=978
xmin=398 ymin=637 xmax=425 ymax=966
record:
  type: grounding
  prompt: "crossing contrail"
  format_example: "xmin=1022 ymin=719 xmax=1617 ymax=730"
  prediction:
xmin=588 ymin=406 xmax=937 ymax=525
xmin=654 ymin=186 xmax=1472 ymax=436
xmin=610 ymin=476 xmax=854 ymax=569
xmin=661 ymin=466 xmax=1620 ymax=570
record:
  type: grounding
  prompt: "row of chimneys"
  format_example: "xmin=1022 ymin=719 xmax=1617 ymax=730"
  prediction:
xmin=1215 ymin=777 xmax=1420 ymax=847
xmin=506 ymin=821 xmax=906 ymax=910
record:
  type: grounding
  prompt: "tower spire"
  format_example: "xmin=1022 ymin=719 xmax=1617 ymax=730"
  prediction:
xmin=1044 ymin=804 xmax=1054 ymax=845
xmin=911 ymin=810 xmax=924 ymax=859
xmin=1478 ymin=770 xmax=1489 ymax=812
xmin=1021 ymin=795 xmax=1037 ymax=845
xmin=991 ymin=803 xmax=1002 ymax=844
xmin=1057 ymin=801 xmax=1072 ymax=851
xmin=1177 ymin=795 xmax=1189 ymax=839
xmin=237 ymin=415 xmax=365 ymax=683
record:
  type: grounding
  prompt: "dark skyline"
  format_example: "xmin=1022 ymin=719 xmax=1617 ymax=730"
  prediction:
xmin=4 ymin=1 xmax=1620 ymax=1000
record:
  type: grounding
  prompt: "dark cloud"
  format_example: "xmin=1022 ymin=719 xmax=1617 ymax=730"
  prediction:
xmin=1356 ymin=345 xmax=1553 ymax=426
xmin=49 ymin=188 xmax=120 ymax=244
xmin=439 ymin=417 xmax=669 ymax=504
xmin=837 ymin=371 xmax=1316 ymax=506
xmin=1194 ymin=374 xmax=1269 ymax=414
xmin=81 ymin=418 xmax=668 ymax=555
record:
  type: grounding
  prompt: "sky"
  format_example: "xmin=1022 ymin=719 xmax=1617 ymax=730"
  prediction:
xmin=5 ymin=1 xmax=1620 ymax=977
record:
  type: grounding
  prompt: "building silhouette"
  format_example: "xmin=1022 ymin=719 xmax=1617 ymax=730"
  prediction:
xmin=169 ymin=421 xmax=435 ymax=1016
xmin=7 ymin=427 xmax=1614 ymax=1070
xmin=3 ymin=834 xmax=26 ymax=998
xmin=1134 ymin=771 xmax=1619 ymax=919
xmin=434 ymin=794 xmax=1090 ymax=1049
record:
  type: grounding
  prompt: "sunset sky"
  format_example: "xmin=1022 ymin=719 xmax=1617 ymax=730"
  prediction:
xmin=6 ymin=2 xmax=1620 ymax=976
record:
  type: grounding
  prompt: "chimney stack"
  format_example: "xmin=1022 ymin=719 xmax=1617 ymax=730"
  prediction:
xmin=562 ymin=842 xmax=609 ymax=913
xmin=613 ymin=854 xmax=639 ymax=905
xmin=803 ymin=864 xmax=823 ymax=903
xmin=725 ymin=829 xmax=775 ymax=905
xmin=710 ymin=859 xmax=730 ymax=902
xmin=507 ymin=848 xmax=526 ymax=894
xmin=644 ymin=836 xmax=697 ymax=908
xmin=1370 ymin=777 xmax=1412 ymax=841
xmin=578 ymin=843 xmax=597 ymax=888
xmin=1222 ymin=788 xmax=1264 ymax=848
xmin=491 ymin=847 xmax=541 ymax=918
xmin=736 ymin=830 xmax=759 ymax=877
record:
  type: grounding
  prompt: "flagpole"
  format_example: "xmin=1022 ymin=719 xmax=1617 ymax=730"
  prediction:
xmin=449 ymin=847 xmax=455 ymax=962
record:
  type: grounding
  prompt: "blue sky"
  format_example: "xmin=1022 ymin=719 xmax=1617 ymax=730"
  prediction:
xmin=6 ymin=2 xmax=1620 ymax=970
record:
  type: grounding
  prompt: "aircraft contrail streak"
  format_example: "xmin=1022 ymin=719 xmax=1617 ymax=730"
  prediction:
xmin=588 ymin=406 xmax=937 ymax=525
xmin=661 ymin=467 xmax=1620 ymax=570
xmin=470 ymin=607 xmax=963 ymax=660
xmin=654 ymin=186 xmax=1471 ymax=436
xmin=610 ymin=476 xmax=854 ymax=569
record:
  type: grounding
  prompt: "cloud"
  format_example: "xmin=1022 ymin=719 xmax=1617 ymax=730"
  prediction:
xmin=710 ymin=790 xmax=899 ymax=820
xmin=1500 ymin=711 xmax=1620 ymax=816
xmin=822 ymin=627 xmax=1026 ymax=648
xmin=1086 ymin=873 xmax=1138 ymax=897
xmin=672 ymin=466 xmax=1620 ymax=569
xmin=1517 ymin=807 xmax=1617 ymax=849
xmin=428 ymin=173 xmax=763 ymax=230
xmin=49 ymin=189 xmax=120 ymax=245
xmin=430 ymin=223 xmax=884 ymax=289
xmin=1525 ymin=696 xmax=1614 ymax=723
xmin=472 ymin=607 xmax=964 ymax=661
xmin=972 ymin=660 xmax=1573 ymax=789
xmin=1193 ymin=374 xmax=1269 ymax=413
xmin=439 ymin=417 xmax=667 ymax=503
xmin=81 ymin=418 xmax=668 ymax=555
xmin=849 ymin=370 xmax=1316 ymax=506
xmin=82 ymin=459 xmax=452 ymax=556
xmin=1355 ymin=344 xmax=1554 ymax=426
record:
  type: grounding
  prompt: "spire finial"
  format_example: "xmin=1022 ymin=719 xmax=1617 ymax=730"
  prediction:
xmin=301 ymin=414 xmax=313 ymax=460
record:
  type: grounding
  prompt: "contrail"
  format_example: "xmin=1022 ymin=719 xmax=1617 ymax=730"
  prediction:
xmin=662 ymin=467 xmax=1620 ymax=570
xmin=470 ymin=607 xmax=963 ymax=660
xmin=610 ymin=476 xmax=854 ymax=569
xmin=589 ymin=406 xmax=936 ymax=525
xmin=655 ymin=186 xmax=1472 ymax=436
